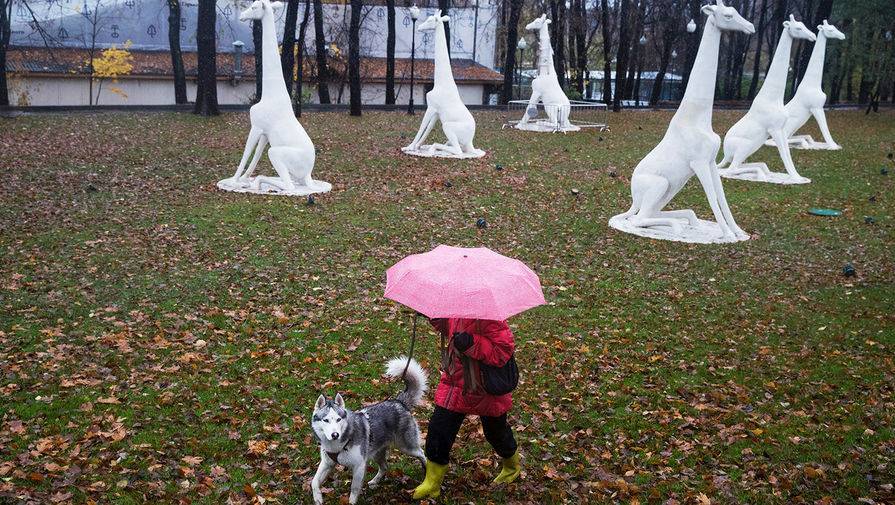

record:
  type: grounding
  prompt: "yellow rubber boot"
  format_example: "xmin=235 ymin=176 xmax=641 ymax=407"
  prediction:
xmin=413 ymin=460 xmax=448 ymax=500
xmin=493 ymin=452 xmax=521 ymax=484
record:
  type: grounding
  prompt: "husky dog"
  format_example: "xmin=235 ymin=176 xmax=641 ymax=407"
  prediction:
xmin=311 ymin=357 xmax=428 ymax=505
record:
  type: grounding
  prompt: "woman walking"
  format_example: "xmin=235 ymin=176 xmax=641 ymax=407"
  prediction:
xmin=413 ymin=317 xmax=522 ymax=500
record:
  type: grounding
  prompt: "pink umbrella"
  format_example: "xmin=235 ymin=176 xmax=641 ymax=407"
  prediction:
xmin=384 ymin=245 xmax=546 ymax=321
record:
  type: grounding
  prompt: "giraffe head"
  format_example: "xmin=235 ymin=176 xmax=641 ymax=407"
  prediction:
xmin=701 ymin=0 xmax=755 ymax=35
xmin=239 ymin=0 xmax=284 ymax=23
xmin=418 ymin=10 xmax=450 ymax=32
xmin=817 ymin=19 xmax=845 ymax=40
xmin=525 ymin=14 xmax=551 ymax=32
xmin=783 ymin=14 xmax=817 ymax=42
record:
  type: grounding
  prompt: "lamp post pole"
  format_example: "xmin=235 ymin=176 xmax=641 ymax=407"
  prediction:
xmin=516 ymin=37 xmax=528 ymax=101
xmin=408 ymin=5 xmax=420 ymax=115
xmin=636 ymin=34 xmax=646 ymax=107
xmin=671 ymin=49 xmax=678 ymax=101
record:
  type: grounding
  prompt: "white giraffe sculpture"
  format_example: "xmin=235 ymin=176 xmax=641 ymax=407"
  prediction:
xmin=608 ymin=0 xmax=754 ymax=244
xmin=516 ymin=14 xmax=578 ymax=132
xmin=217 ymin=0 xmax=331 ymax=196
xmin=718 ymin=15 xmax=816 ymax=185
xmin=402 ymin=10 xmax=485 ymax=159
xmin=765 ymin=20 xmax=846 ymax=150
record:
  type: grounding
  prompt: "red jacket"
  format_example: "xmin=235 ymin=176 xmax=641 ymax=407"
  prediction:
xmin=429 ymin=318 xmax=515 ymax=417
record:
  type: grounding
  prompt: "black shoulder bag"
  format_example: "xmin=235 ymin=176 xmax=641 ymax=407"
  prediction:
xmin=479 ymin=354 xmax=519 ymax=396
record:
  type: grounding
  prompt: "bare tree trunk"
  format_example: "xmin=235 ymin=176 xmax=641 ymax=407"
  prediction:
xmin=166 ymin=0 xmax=187 ymax=104
xmin=295 ymin=0 xmax=311 ymax=115
xmin=731 ymin=0 xmax=754 ymax=99
xmin=747 ymin=0 xmax=767 ymax=99
xmin=549 ymin=0 xmax=567 ymax=89
xmin=681 ymin=0 xmax=701 ymax=91
xmin=625 ymin=0 xmax=646 ymax=99
xmin=793 ymin=0 xmax=833 ymax=98
xmin=600 ymin=0 xmax=613 ymax=104
xmin=567 ymin=0 xmax=578 ymax=91
xmin=497 ymin=0 xmax=507 ymax=73
xmin=439 ymin=0 xmax=451 ymax=57
xmin=313 ymin=0 xmax=331 ymax=103
xmin=765 ymin=0 xmax=788 ymax=76
xmin=349 ymin=0 xmax=362 ymax=116
xmin=625 ymin=33 xmax=640 ymax=99
xmin=194 ymin=0 xmax=219 ymax=116
xmin=282 ymin=0 xmax=299 ymax=97
xmin=613 ymin=0 xmax=633 ymax=111
xmin=828 ymin=18 xmax=851 ymax=105
xmin=633 ymin=61 xmax=643 ymax=105
xmin=0 ymin=0 xmax=11 ymax=107
xmin=845 ymin=61 xmax=853 ymax=101
xmin=385 ymin=0 xmax=395 ymax=104
xmin=253 ymin=20 xmax=263 ymax=100
xmin=572 ymin=0 xmax=587 ymax=95
xmin=500 ymin=0 xmax=523 ymax=104
xmin=858 ymin=71 xmax=870 ymax=104
xmin=649 ymin=25 xmax=676 ymax=107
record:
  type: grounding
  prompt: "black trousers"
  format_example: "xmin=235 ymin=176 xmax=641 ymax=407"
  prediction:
xmin=424 ymin=406 xmax=517 ymax=465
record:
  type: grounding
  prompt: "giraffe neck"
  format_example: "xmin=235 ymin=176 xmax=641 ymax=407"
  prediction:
xmin=757 ymin=29 xmax=794 ymax=101
xmin=538 ymin=25 xmax=553 ymax=75
xmin=800 ymin=32 xmax=827 ymax=89
xmin=433 ymin=20 xmax=456 ymax=88
xmin=680 ymin=17 xmax=722 ymax=107
xmin=261 ymin=6 xmax=289 ymax=100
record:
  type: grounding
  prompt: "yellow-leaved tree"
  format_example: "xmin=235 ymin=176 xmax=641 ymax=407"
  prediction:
xmin=91 ymin=41 xmax=134 ymax=105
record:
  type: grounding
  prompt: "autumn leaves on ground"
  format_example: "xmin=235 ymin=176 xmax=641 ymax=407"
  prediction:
xmin=0 ymin=108 xmax=893 ymax=504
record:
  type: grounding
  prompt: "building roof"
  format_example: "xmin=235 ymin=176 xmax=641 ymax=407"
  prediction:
xmin=6 ymin=46 xmax=503 ymax=84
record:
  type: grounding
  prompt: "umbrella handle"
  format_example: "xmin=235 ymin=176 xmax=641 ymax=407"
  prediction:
xmin=401 ymin=313 xmax=418 ymax=379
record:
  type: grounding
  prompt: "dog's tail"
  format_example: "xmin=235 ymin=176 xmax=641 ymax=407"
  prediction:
xmin=386 ymin=356 xmax=428 ymax=409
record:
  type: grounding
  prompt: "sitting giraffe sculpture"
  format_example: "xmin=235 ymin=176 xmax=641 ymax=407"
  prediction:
xmin=516 ymin=14 xmax=578 ymax=132
xmin=765 ymin=20 xmax=846 ymax=151
xmin=609 ymin=0 xmax=754 ymax=244
xmin=217 ymin=0 xmax=331 ymax=196
xmin=402 ymin=10 xmax=485 ymax=158
xmin=718 ymin=15 xmax=817 ymax=185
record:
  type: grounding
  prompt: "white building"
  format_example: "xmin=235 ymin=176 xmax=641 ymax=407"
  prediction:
xmin=6 ymin=47 xmax=502 ymax=107
xmin=6 ymin=0 xmax=503 ymax=106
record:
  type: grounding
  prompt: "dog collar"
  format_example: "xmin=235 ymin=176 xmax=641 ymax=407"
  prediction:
xmin=325 ymin=437 xmax=352 ymax=464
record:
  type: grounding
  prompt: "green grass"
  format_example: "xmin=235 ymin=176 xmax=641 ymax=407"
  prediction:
xmin=0 ymin=108 xmax=893 ymax=504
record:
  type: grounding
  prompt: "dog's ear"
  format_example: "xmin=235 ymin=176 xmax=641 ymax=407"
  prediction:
xmin=334 ymin=393 xmax=345 ymax=409
xmin=315 ymin=394 xmax=326 ymax=410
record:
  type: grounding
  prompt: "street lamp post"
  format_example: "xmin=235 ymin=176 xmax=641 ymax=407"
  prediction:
xmin=232 ymin=40 xmax=245 ymax=84
xmin=516 ymin=37 xmax=528 ymax=100
xmin=408 ymin=5 xmax=420 ymax=115
xmin=671 ymin=49 xmax=678 ymax=100
xmin=636 ymin=34 xmax=647 ymax=106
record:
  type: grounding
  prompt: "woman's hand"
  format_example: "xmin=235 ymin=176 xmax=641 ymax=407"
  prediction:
xmin=452 ymin=332 xmax=474 ymax=352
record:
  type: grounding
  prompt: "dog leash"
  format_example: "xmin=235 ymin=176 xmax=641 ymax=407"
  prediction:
xmin=401 ymin=312 xmax=418 ymax=379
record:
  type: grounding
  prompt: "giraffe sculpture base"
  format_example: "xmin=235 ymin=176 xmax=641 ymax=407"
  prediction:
xmin=514 ymin=120 xmax=582 ymax=133
xmin=609 ymin=214 xmax=751 ymax=244
xmin=718 ymin=163 xmax=811 ymax=185
xmin=401 ymin=145 xmax=486 ymax=159
xmin=764 ymin=135 xmax=842 ymax=150
xmin=217 ymin=176 xmax=332 ymax=196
